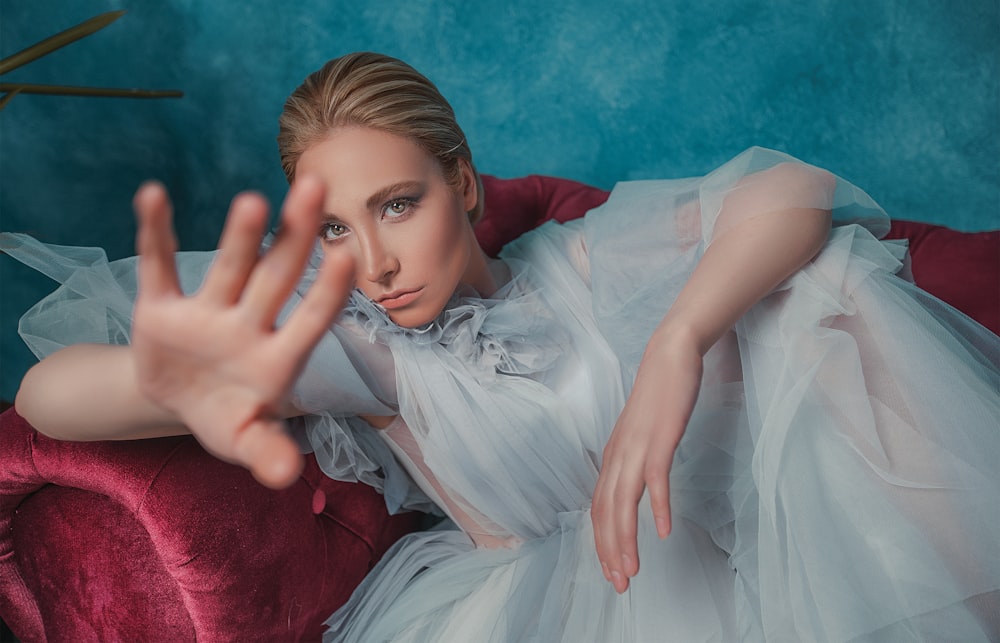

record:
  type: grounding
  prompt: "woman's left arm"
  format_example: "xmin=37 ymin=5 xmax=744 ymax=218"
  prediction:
xmin=592 ymin=163 xmax=834 ymax=593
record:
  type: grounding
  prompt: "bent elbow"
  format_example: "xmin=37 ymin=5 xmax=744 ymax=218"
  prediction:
xmin=768 ymin=162 xmax=837 ymax=211
xmin=13 ymin=362 xmax=49 ymax=435
xmin=714 ymin=165 xmax=834 ymax=247
xmin=806 ymin=208 xmax=833 ymax=259
xmin=762 ymin=163 xmax=834 ymax=256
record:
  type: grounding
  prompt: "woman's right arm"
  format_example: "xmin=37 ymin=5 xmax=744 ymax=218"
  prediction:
xmin=15 ymin=343 xmax=189 ymax=440
xmin=14 ymin=176 xmax=354 ymax=489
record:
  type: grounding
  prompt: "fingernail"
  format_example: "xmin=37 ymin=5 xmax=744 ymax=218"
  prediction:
xmin=611 ymin=570 xmax=622 ymax=587
xmin=621 ymin=553 xmax=632 ymax=572
xmin=656 ymin=516 xmax=668 ymax=537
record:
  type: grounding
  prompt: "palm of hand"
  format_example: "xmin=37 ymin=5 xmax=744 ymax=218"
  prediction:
xmin=131 ymin=177 xmax=353 ymax=488
xmin=132 ymin=298 xmax=297 ymax=457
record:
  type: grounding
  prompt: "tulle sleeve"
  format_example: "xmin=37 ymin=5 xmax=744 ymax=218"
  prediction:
xmin=0 ymin=232 xmax=435 ymax=513
xmin=695 ymin=146 xmax=888 ymax=242
xmin=584 ymin=146 xmax=892 ymax=369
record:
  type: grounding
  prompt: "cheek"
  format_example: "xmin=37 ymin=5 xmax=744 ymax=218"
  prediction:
xmin=434 ymin=214 xmax=471 ymax=276
xmin=410 ymin=210 xmax=468 ymax=276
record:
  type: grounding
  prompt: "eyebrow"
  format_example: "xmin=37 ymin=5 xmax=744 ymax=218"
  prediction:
xmin=365 ymin=180 xmax=426 ymax=212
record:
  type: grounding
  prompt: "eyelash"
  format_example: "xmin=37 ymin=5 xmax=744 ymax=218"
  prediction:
xmin=318 ymin=196 xmax=420 ymax=243
xmin=318 ymin=221 xmax=348 ymax=243
xmin=383 ymin=196 xmax=418 ymax=219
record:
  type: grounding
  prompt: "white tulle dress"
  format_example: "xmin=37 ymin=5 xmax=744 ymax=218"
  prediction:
xmin=3 ymin=148 xmax=998 ymax=642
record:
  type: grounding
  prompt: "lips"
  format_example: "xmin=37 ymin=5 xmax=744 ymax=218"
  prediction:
xmin=377 ymin=287 xmax=423 ymax=310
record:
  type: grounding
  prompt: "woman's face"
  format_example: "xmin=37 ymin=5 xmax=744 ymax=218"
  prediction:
xmin=295 ymin=126 xmax=480 ymax=328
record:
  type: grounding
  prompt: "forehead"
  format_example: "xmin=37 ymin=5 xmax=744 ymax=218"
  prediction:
xmin=296 ymin=127 xmax=443 ymax=202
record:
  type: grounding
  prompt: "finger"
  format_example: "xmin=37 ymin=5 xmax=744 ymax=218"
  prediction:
xmin=612 ymin=471 xmax=644 ymax=585
xmin=595 ymin=449 xmax=635 ymax=593
xmin=241 ymin=176 xmax=326 ymax=326
xmin=278 ymin=251 xmax=356 ymax=354
xmin=594 ymin=508 xmax=624 ymax=590
xmin=646 ymin=449 xmax=674 ymax=540
xmin=200 ymin=192 xmax=270 ymax=304
xmin=134 ymin=181 xmax=181 ymax=297
xmin=234 ymin=418 xmax=305 ymax=489
xmin=591 ymin=472 xmax=613 ymax=584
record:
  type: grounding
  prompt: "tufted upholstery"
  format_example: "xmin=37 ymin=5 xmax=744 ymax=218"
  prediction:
xmin=0 ymin=174 xmax=996 ymax=641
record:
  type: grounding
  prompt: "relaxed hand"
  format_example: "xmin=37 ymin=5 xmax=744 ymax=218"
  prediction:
xmin=591 ymin=329 xmax=703 ymax=593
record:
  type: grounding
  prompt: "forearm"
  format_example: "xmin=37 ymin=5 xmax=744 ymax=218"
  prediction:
xmin=651 ymin=206 xmax=832 ymax=357
xmin=14 ymin=343 xmax=189 ymax=441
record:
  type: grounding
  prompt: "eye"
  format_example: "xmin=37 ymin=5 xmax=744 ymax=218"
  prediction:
xmin=319 ymin=221 xmax=350 ymax=242
xmin=383 ymin=197 xmax=416 ymax=219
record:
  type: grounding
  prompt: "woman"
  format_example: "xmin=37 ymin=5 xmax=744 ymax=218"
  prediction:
xmin=6 ymin=52 xmax=999 ymax=641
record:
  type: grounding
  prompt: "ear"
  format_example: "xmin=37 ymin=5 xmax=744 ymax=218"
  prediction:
xmin=457 ymin=158 xmax=478 ymax=213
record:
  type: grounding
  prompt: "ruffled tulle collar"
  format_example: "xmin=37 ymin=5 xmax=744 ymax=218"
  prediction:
xmin=343 ymin=258 xmax=566 ymax=377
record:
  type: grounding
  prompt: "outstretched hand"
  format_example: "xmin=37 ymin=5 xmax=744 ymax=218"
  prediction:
xmin=131 ymin=176 xmax=354 ymax=489
xmin=591 ymin=333 xmax=703 ymax=593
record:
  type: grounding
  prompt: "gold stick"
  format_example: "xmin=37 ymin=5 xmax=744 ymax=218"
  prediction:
xmin=0 ymin=10 xmax=126 ymax=75
xmin=0 ymin=83 xmax=182 ymax=99
xmin=0 ymin=89 xmax=21 ymax=110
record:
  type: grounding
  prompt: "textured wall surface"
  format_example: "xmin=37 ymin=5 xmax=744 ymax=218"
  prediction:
xmin=1 ymin=0 xmax=998 ymax=400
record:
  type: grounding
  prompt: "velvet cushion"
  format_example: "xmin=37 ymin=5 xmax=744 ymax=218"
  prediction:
xmin=1 ymin=174 xmax=996 ymax=642
xmin=0 ymin=408 xmax=421 ymax=642
xmin=886 ymin=219 xmax=999 ymax=335
xmin=477 ymin=174 xmax=611 ymax=256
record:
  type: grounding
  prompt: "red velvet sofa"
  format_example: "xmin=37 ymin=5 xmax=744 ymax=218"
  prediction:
xmin=1 ymin=174 xmax=997 ymax=642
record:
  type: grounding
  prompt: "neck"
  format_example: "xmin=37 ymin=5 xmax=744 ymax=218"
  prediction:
xmin=461 ymin=230 xmax=500 ymax=297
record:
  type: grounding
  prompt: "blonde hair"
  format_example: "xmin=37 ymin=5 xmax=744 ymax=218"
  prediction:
xmin=278 ymin=52 xmax=483 ymax=222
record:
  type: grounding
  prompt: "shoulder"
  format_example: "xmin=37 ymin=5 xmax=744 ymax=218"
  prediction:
xmin=501 ymin=219 xmax=590 ymax=286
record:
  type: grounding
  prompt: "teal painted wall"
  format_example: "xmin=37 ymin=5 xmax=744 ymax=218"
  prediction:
xmin=1 ymin=0 xmax=998 ymax=401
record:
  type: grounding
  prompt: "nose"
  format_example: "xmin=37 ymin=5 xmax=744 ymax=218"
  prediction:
xmin=358 ymin=233 xmax=399 ymax=285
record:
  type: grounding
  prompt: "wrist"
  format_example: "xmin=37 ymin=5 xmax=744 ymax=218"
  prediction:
xmin=647 ymin=318 xmax=710 ymax=360
xmin=122 ymin=346 xmax=189 ymax=430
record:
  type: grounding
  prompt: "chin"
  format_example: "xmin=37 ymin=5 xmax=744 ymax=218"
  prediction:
xmin=386 ymin=306 xmax=440 ymax=329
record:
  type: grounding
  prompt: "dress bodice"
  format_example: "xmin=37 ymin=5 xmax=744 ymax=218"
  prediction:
xmin=352 ymin=244 xmax=626 ymax=544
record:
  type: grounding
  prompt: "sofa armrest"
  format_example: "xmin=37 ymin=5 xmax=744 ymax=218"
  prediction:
xmin=476 ymin=174 xmax=610 ymax=256
xmin=0 ymin=407 xmax=421 ymax=641
xmin=886 ymin=220 xmax=999 ymax=335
